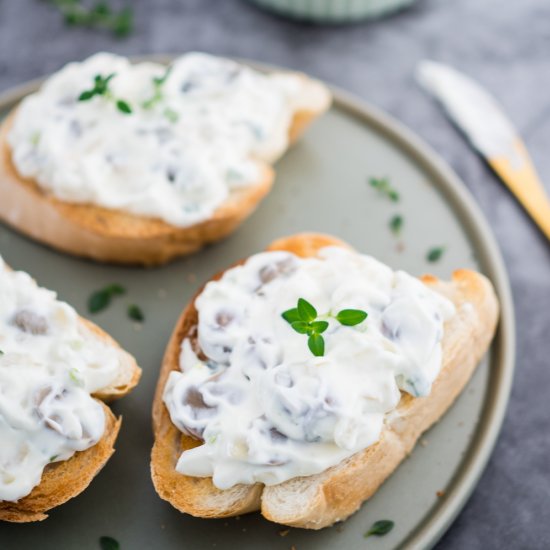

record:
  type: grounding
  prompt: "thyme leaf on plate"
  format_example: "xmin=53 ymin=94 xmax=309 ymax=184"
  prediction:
xmin=369 ymin=177 xmax=399 ymax=202
xmin=364 ymin=519 xmax=394 ymax=538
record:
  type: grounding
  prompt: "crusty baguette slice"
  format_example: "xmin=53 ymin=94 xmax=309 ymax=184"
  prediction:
xmin=0 ymin=281 xmax=141 ymax=523
xmin=0 ymin=74 xmax=330 ymax=266
xmin=151 ymin=233 xmax=499 ymax=528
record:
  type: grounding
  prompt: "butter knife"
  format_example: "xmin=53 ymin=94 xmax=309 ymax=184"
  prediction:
xmin=417 ymin=61 xmax=550 ymax=241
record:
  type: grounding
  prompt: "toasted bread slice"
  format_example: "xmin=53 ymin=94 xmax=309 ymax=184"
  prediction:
xmin=0 ymin=273 xmax=141 ymax=523
xmin=151 ymin=233 xmax=499 ymax=528
xmin=0 ymin=74 xmax=330 ymax=266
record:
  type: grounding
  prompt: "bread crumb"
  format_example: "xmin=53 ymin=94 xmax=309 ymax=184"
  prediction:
xmin=133 ymin=322 xmax=143 ymax=331
xmin=395 ymin=241 xmax=405 ymax=253
xmin=186 ymin=273 xmax=197 ymax=283
xmin=290 ymin=546 xmax=297 ymax=550
xmin=157 ymin=288 xmax=167 ymax=300
xmin=335 ymin=523 xmax=344 ymax=533
xmin=436 ymin=490 xmax=445 ymax=497
xmin=235 ymin=516 xmax=240 ymax=521
xmin=420 ymin=438 xmax=428 ymax=447
xmin=279 ymin=529 xmax=290 ymax=537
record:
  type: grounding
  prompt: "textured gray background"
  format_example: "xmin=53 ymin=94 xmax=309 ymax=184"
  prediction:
xmin=0 ymin=0 xmax=549 ymax=548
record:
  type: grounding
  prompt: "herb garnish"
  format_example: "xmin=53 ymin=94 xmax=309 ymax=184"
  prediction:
xmin=426 ymin=246 xmax=445 ymax=262
xmin=50 ymin=1 xmax=133 ymax=37
xmin=389 ymin=214 xmax=403 ymax=236
xmin=78 ymin=73 xmax=133 ymax=114
xmin=69 ymin=368 xmax=84 ymax=386
xmin=364 ymin=519 xmax=394 ymax=538
xmin=88 ymin=284 xmax=125 ymax=314
xmin=369 ymin=177 xmax=399 ymax=202
xmin=282 ymin=298 xmax=368 ymax=357
xmin=0 ymin=350 xmax=3 ymax=355
xmin=142 ymin=67 xmax=180 ymax=123
xmin=99 ymin=536 xmax=120 ymax=550
xmin=163 ymin=107 xmax=180 ymax=124
xmin=142 ymin=66 xmax=172 ymax=109
xmin=127 ymin=304 xmax=144 ymax=322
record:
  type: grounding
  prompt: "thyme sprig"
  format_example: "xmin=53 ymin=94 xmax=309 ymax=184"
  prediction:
xmin=282 ymin=298 xmax=368 ymax=357
xmin=369 ymin=177 xmax=400 ymax=202
xmin=78 ymin=73 xmax=133 ymax=114
xmin=50 ymin=1 xmax=133 ymax=38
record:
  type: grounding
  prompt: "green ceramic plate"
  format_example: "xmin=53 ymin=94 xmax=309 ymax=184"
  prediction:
xmin=0 ymin=59 xmax=514 ymax=550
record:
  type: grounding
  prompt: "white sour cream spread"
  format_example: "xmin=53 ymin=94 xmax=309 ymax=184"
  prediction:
xmin=163 ymin=247 xmax=455 ymax=489
xmin=8 ymin=52 xmax=319 ymax=226
xmin=0 ymin=257 xmax=121 ymax=502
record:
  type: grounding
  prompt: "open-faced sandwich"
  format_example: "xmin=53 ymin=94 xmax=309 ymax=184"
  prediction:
xmin=0 ymin=257 xmax=141 ymax=522
xmin=151 ymin=233 xmax=499 ymax=529
xmin=0 ymin=53 xmax=330 ymax=265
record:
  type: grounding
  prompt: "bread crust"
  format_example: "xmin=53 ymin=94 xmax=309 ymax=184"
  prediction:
xmin=150 ymin=233 xmax=499 ymax=528
xmin=0 ymin=403 xmax=120 ymax=523
xmin=0 ymin=284 xmax=141 ymax=522
xmin=0 ymin=74 xmax=330 ymax=266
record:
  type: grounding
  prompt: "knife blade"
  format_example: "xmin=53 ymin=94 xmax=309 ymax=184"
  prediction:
xmin=417 ymin=60 xmax=550 ymax=242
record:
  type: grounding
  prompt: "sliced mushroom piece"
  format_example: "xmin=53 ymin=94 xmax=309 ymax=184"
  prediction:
xmin=12 ymin=310 xmax=49 ymax=335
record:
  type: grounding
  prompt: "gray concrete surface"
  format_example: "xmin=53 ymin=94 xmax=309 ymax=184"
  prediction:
xmin=0 ymin=0 xmax=548 ymax=548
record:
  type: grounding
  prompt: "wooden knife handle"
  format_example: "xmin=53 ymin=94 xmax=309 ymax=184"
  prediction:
xmin=489 ymin=140 xmax=550 ymax=241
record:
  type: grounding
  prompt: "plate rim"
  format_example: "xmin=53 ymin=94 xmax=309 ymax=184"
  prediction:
xmin=0 ymin=58 xmax=515 ymax=549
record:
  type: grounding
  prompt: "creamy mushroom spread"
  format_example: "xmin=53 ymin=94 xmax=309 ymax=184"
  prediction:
xmin=0 ymin=257 xmax=121 ymax=502
xmin=163 ymin=247 xmax=455 ymax=489
xmin=8 ymin=52 xmax=317 ymax=226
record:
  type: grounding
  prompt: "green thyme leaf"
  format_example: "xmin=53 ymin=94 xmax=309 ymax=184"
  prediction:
xmin=153 ymin=65 xmax=173 ymax=87
xmin=310 ymin=320 xmax=329 ymax=334
xmin=281 ymin=308 xmax=301 ymax=324
xmin=69 ymin=368 xmax=84 ymax=386
xmin=99 ymin=536 xmax=120 ymax=550
xmin=116 ymin=99 xmax=132 ymax=114
xmin=163 ymin=107 xmax=179 ymax=123
xmin=290 ymin=321 xmax=309 ymax=334
xmin=78 ymin=73 xmax=132 ymax=116
xmin=78 ymin=89 xmax=96 ymax=101
xmin=364 ymin=519 xmax=394 ymax=538
xmin=336 ymin=309 xmax=368 ymax=326
xmin=88 ymin=284 xmax=126 ymax=314
xmin=143 ymin=66 xmax=173 ymax=110
xmin=0 ymin=350 xmax=4 ymax=355
xmin=49 ymin=455 xmax=59 ymax=462
xmin=88 ymin=291 xmax=110 ymax=314
xmin=389 ymin=214 xmax=403 ymax=236
xmin=297 ymin=298 xmax=317 ymax=322
xmin=113 ymin=7 xmax=133 ymax=37
xmin=369 ymin=177 xmax=400 ymax=202
xmin=105 ymin=283 xmax=125 ymax=296
xmin=427 ymin=246 xmax=445 ymax=263
xmin=127 ymin=304 xmax=144 ymax=322
xmin=308 ymin=333 xmax=325 ymax=357
xmin=30 ymin=131 xmax=41 ymax=146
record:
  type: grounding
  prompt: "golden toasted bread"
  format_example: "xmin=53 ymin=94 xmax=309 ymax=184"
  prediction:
xmin=151 ymin=233 xmax=499 ymax=528
xmin=0 ymin=74 xmax=330 ymax=266
xmin=0 ymin=285 xmax=141 ymax=523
